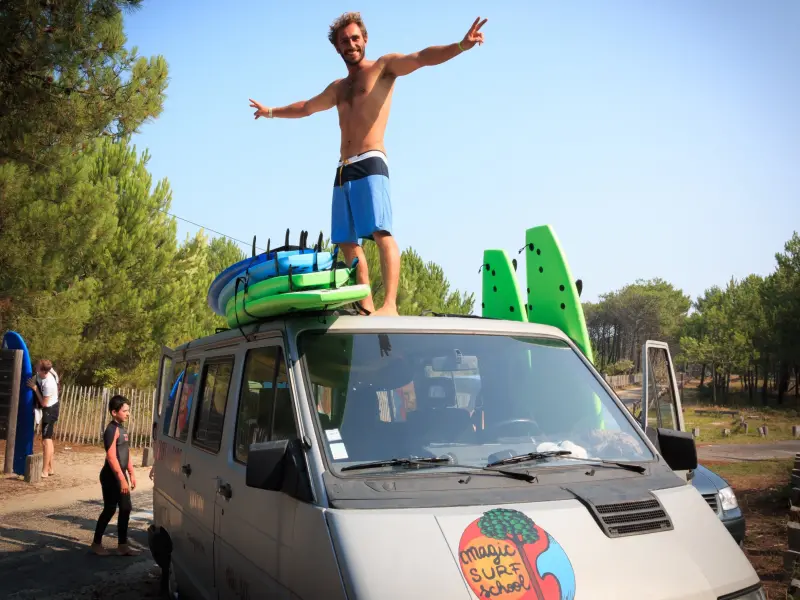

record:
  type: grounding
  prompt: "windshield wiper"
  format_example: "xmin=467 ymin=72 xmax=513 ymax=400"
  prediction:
xmin=340 ymin=456 xmax=536 ymax=482
xmin=487 ymin=451 xmax=646 ymax=474
xmin=487 ymin=450 xmax=572 ymax=467
xmin=341 ymin=456 xmax=450 ymax=471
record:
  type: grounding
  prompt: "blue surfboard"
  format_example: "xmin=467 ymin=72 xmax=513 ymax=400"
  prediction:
xmin=2 ymin=331 xmax=34 ymax=476
xmin=214 ymin=251 xmax=337 ymax=317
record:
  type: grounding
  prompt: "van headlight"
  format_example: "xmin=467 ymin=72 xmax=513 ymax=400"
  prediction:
xmin=725 ymin=585 xmax=766 ymax=599
xmin=719 ymin=486 xmax=739 ymax=511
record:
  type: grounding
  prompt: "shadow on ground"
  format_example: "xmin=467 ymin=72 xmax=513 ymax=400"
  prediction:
xmin=0 ymin=498 xmax=153 ymax=598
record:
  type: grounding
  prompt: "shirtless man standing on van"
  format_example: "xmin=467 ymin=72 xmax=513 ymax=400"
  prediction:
xmin=249 ymin=13 xmax=487 ymax=315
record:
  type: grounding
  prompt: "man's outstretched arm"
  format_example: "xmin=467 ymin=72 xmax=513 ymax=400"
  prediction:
xmin=250 ymin=80 xmax=338 ymax=119
xmin=384 ymin=17 xmax=487 ymax=78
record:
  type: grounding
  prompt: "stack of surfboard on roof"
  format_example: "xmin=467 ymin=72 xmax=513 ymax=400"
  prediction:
xmin=207 ymin=229 xmax=369 ymax=327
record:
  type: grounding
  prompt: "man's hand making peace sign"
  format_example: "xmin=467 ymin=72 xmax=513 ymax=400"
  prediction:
xmin=460 ymin=17 xmax=488 ymax=51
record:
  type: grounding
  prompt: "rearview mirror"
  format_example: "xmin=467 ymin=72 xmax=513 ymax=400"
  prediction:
xmin=245 ymin=439 xmax=313 ymax=503
xmin=246 ymin=440 xmax=288 ymax=491
xmin=656 ymin=428 xmax=697 ymax=471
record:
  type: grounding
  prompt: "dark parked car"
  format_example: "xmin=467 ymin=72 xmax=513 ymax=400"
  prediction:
xmin=691 ymin=464 xmax=745 ymax=545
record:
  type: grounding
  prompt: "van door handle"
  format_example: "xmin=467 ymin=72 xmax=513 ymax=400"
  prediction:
xmin=217 ymin=482 xmax=232 ymax=499
xmin=181 ymin=464 xmax=192 ymax=477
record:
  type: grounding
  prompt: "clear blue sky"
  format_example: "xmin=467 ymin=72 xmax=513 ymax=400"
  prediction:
xmin=125 ymin=0 xmax=799 ymax=309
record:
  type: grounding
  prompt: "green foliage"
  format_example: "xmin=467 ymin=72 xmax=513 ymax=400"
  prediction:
xmin=584 ymin=278 xmax=691 ymax=372
xmin=0 ymin=1 xmax=168 ymax=169
xmin=605 ymin=359 xmax=635 ymax=376
xmin=677 ymin=234 xmax=800 ymax=405
xmin=477 ymin=508 xmax=538 ymax=545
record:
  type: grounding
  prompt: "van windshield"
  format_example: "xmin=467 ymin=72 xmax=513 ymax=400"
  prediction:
xmin=299 ymin=331 xmax=654 ymax=473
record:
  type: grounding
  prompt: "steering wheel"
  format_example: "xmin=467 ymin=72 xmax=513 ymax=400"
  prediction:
xmin=484 ymin=418 xmax=542 ymax=439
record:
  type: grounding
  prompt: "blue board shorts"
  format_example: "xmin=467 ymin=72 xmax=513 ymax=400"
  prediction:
xmin=331 ymin=150 xmax=392 ymax=244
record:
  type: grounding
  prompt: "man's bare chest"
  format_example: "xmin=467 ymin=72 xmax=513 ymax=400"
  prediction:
xmin=337 ymin=71 xmax=393 ymax=107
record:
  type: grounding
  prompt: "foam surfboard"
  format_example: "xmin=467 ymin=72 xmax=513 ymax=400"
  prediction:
xmin=225 ymin=267 xmax=356 ymax=317
xmin=523 ymin=225 xmax=593 ymax=362
xmin=481 ymin=249 xmax=527 ymax=322
xmin=214 ymin=251 xmax=336 ymax=317
xmin=2 ymin=331 xmax=34 ymax=476
xmin=523 ymin=225 xmax=604 ymax=429
xmin=206 ymin=229 xmax=327 ymax=316
xmin=226 ymin=284 xmax=371 ymax=328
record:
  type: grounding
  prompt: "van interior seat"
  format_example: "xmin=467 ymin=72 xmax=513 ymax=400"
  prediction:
xmin=339 ymin=386 xmax=404 ymax=461
xmin=406 ymin=377 xmax=475 ymax=445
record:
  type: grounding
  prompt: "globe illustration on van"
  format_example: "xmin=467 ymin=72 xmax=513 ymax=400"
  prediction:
xmin=458 ymin=508 xmax=576 ymax=600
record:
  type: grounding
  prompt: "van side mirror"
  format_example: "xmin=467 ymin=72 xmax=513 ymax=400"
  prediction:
xmin=245 ymin=439 xmax=313 ymax=503
xmin=656 ymin=428 xmax=697 ymax=471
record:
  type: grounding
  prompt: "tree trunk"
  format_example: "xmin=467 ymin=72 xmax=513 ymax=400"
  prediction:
xmin=711 ymin=362 xmax=717 ymax=404
xmin=761 ymin=359 xmax=769 ymax=405
xmin=778 ymin=362 xmax=790 ymax=405
xmin=514 ymin=540 xmax=544 ymax=600
xmin=748 ymin=368 xmax=754 ymax=402
xmin=699 ymin=364 xmax=706 ymax=388
xmin=795 ymin=366 xmax=799 ymax=398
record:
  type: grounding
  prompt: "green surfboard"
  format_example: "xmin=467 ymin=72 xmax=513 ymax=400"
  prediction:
xmin=226 ymin=284 xmax=370 ymax=328
xmin=225 ymin=267 xmax=356 ymax=317
xmin=523 ymin=225 xmax=593 ymax=363
xmin=481 ymin=249 xmax=527 ymax=322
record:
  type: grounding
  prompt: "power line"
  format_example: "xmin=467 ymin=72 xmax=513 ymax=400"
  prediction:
xmin=158 ymin=209 xmax=266 ymax=252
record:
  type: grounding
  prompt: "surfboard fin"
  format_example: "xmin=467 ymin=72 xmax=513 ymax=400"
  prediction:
xmin=512 ymin=258 xmax=518 ymax=272
xmin=575 ymin=279 xmax=583 ymax=297
xmin=252 ymin=235 xmax=256 ymax=258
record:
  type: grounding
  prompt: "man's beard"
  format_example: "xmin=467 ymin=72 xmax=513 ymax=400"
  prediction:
xmin=341 ymin=47 xmax=363 ymax=65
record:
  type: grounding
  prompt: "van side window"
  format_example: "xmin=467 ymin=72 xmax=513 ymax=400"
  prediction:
xmin=192 ymin=357 xmax=234 ymax=453
xmin=174 ymin=360 xmax=201 ymax=442
xmin=234 ymin=345 xmax=296 ymax=463
xmin=272 ymin=354 xmax=297 ymax=441
xmin=162 ymin=360 xmax=185 ymax=437
xmin=157 ymin=356 xmax=174 ymax=419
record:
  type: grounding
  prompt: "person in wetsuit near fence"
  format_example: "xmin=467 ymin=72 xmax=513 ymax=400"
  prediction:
xmin=91 ymin=394 xmax=139 ymax=556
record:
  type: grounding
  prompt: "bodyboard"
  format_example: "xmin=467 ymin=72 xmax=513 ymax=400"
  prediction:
xmin=214 ymin=251 xmax=336 ymax=317
xmin=2 ymin=331 xmax=34 ymax=476
xmin=523 ymin=225 xmax=593 ymax=362
xmin=225 ymin=267 xmax=355 ymax=316
xmin=481 ymin=249 xmax=527 ymax=322
xmin=523 ymin=225 xmax=603 ymax=429
xmin=226 ymin=284 xmax=370 ymax=328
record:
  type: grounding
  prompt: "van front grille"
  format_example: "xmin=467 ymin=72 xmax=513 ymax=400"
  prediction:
xmin=703 ymin=493 xmax=720 ymax=514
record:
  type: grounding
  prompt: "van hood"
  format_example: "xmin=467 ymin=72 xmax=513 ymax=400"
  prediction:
xmin=325 ymin=483 xmax=758 ymax=599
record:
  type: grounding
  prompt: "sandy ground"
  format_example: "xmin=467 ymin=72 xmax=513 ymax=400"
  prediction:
xmin=1 ymin=439 xmax=150 ymax=515
xmin=0 ymin=440 xmax=161 ymax=598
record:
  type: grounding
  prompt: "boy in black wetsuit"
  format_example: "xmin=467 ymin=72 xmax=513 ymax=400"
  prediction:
xmin=91 ymin=394 xmax=139 ymax=556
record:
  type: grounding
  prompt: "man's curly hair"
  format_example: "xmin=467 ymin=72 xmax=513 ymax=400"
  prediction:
xmin=328 ymin=12 xmax=367 ymax=46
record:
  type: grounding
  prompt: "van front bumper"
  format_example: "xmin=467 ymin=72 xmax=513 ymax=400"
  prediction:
xmin=724 ymin=513 xmax=746 ymax=545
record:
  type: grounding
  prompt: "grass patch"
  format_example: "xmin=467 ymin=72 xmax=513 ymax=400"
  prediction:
xmin=682 ymin=390 xmax=800 ymax=444
xmin=703 ymin=459 xmax=793 ymax=482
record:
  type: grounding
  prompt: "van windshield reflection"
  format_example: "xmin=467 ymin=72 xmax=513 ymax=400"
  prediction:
xmin=298 ymin=331 xmax=653 ymax=473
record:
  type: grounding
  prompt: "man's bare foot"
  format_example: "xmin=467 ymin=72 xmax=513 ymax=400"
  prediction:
xmin=371 ymin=304 xmax=399 ymax=316
xmin=91 ymin=543 xmax=110 ymax=556
xmin=117 ymin=544 xmax=140 ymax=556
xmin=41 ymin=472 xmax=48 ymax=478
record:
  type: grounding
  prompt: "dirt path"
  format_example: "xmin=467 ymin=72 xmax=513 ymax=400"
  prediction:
xmin=698 ymin=441 xmax=800 ymax=462
xmin=0 ymin=487 xmax=160 ymax=599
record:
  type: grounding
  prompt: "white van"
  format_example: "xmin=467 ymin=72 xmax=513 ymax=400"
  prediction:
xmin=148 ymin=311 xmax=764 ymax=600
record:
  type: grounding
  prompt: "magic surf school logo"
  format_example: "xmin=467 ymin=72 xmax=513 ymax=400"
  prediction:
xmin=458 ymin=508 xmax=576 ymax=600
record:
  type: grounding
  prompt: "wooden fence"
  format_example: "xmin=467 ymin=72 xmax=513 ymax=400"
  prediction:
xmin=603 ymin=372 xmax=643 ymax=389
xmin=40 ymin=385 xmax=156 ymax=449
